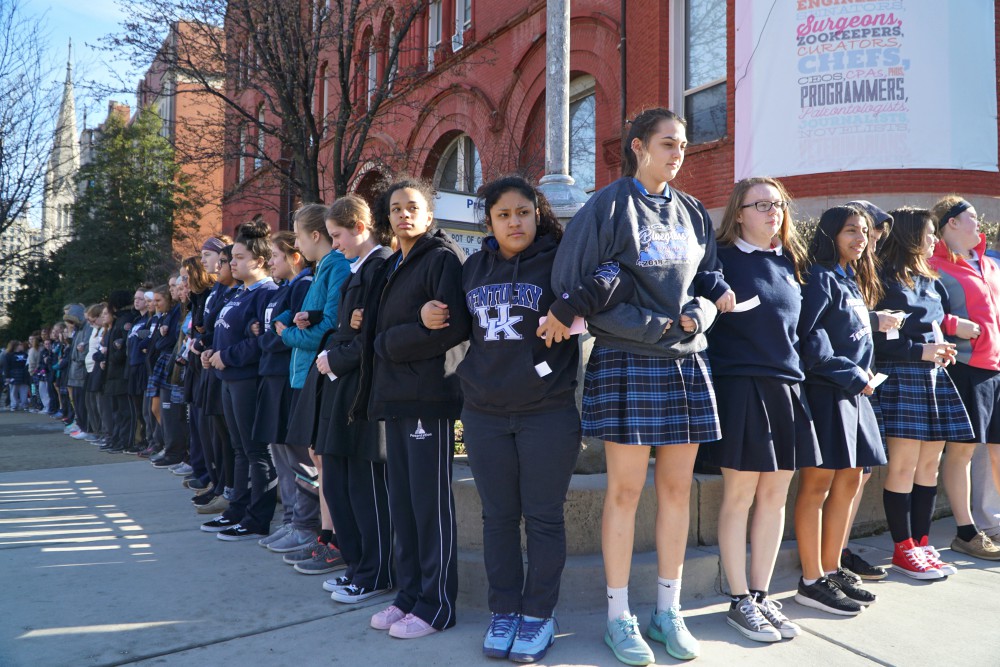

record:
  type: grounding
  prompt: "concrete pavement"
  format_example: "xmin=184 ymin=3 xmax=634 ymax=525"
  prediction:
xmin=2 ymin=410 xmax=999 ymax=667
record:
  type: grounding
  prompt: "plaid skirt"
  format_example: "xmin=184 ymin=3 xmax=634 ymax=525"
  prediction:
xmin=874 ymin=361 xmax=974 ymax=442
xmin=582 ymin=345 xmax=721 ymax=446
xmin=145 ymin=354 xmax=171 ymax=398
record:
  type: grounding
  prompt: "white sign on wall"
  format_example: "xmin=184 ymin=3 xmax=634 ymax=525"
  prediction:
xmin=734 ymin=1 xmax=998 ymax=180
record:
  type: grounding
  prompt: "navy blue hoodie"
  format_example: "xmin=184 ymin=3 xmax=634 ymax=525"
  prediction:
xmin=798 ymin=263 xmax=873 ymax=394
xmin=258 ymin=269 xmax=313 ymax=377
xmin=215 ymin=278 xmax=279 ymax=381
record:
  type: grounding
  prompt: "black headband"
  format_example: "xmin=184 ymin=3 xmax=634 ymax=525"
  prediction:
xmin=940 ymin=200 xmax=972 ymax=226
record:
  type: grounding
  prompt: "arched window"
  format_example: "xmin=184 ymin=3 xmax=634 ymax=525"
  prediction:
xmin=569 ymin=75 xmax=596 ymax=193
xmin=434 ymin=134 xmax=482 ymax=194
xmin=255 ymin=104 xmax=265 ymax=169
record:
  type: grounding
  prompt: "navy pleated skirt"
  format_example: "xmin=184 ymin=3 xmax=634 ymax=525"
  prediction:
xmin=704 ymin=375 xmax=821 ymax=472
xmin=804 ymin=382 xmax=886 ymax=470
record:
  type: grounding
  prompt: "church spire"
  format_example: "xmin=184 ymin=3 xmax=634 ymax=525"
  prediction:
xmin=42 ymin=42 xmax=81 ymax=252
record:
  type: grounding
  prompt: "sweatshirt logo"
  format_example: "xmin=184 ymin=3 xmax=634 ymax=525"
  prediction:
xmin=637 ymin=222 xmax=690 ymax=266
xmin=466 ymin=282 xmax=544 ymax=342
xmin=410 ymin=420 xmax=431 ymax=440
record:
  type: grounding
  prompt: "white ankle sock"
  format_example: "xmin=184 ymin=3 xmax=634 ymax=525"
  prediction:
xmin=607 ymin=586 xmax=630 ymax=620
xmin=657 ymin=577 xmax=682 ymax=612
xmin=802 ymin=577 xmax=819 ymax=586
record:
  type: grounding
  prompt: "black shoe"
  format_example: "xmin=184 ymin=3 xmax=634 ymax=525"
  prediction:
xmin=99 ymin=442 xmax=116 ymax=451
xmin=794 ymin=577 xmax=863 ymax=616
xmin=828 ymin=569 xmax=877 ymax=606
xmin=841 ymin=548 xmax=888 ymax=581
xmin=151 ymin=458 xmax=181 ymax=469
xmin=184 ymin=477 xmax=209 ymax=490
xmin=200 ymin=516 xmax=239 ymax=533
xmin=217 ymin=524 xmax=264 ymax=541
xmin=192 ymin=491 xmax=218 ymax=506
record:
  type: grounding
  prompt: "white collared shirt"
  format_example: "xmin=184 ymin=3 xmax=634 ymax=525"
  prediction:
xmin=350 ymin=245 xmax=384 ymax=274
xmin=735 ymin=236 xmax=784 ymax=255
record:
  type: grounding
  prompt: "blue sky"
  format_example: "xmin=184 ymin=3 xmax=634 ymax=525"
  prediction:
xmin=30 ymin=0 xmax=137 ymax=126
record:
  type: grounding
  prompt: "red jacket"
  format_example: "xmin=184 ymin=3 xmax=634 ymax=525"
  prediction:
xmin=930 ymin=234 xmax=1000 ymax=371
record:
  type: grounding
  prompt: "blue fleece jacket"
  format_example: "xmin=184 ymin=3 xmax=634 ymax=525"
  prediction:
xmin=276 ymin=250 xmax=351 ymax=388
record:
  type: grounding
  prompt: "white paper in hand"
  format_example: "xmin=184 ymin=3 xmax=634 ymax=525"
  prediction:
xmin=534 ymin=361 xmax=553 ymax=377
xmin=869 ymin=373 xmax=889 ymax=389
xmin=931 ymin=320 xmax=945 ymax=344
xmin=537 ymin=316 xmax=587 ymax=336
xmin=886 ymin=328 xmax=899 ymax=340
xmin=731 ymin=295 xmax=761 ymax=313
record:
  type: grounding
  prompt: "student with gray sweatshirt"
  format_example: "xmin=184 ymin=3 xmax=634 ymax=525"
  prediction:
xmin=549 ymin=108 xmax=734 ymax=666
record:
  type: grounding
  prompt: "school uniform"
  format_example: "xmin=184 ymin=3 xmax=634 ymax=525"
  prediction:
xmin=126 ymin=313 xmax=153 ymax=448
xmin=873 ymin=274 xmax=973 ymax=442
xmin=196 ymin=283 xmax=240 ymax=493
xmin=705 ymin=239 xmax=820 ymax=471
xmin=551 ymin=178 xmax=730 ymax=447
xmin=354 ymin=229 xmax=471 ymax=631
xmin=929 ymin=236 xmax=1000 ymax=443
xmin=255 ymin=269 xmax=319 ymax=534
xmin=214 ymin=277 xmax=280 ymax=535
xmin=798 ymin=263 xmax=885 ymax=469
xmin=312 ymin=246 xmax=394 ymax=591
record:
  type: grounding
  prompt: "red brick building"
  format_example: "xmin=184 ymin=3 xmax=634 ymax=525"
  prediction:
xmin=222 ymin=0 xmax=1000 ymax=239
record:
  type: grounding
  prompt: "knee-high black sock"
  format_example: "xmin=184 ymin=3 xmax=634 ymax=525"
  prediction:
xmin=883 ymin=489 xmax=911 ymax=543
xmin=910 ymin=483 xmax=937 ymax=543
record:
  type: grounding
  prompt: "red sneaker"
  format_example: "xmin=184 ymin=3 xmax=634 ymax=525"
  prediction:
xmin=916 ymin=536 xmax=957 ymax=576
xmin=892 ymin=538 xmax=945 ymax=580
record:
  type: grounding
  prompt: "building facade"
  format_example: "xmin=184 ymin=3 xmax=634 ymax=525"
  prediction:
xmin=136 ymin=21 xmax=226 ymax=255
xmin=221 ymin=0 xmax=1000 ymax=235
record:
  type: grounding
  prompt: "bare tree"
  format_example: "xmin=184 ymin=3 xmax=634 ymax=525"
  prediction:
xmin=0 ymin=0 xmax=59 ymax=273
xmin=103 ymin=0 xmax=429 ymax=215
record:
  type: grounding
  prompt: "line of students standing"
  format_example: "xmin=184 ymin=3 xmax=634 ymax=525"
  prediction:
xmin=43 ymin=104 xmax=1000 ymax=665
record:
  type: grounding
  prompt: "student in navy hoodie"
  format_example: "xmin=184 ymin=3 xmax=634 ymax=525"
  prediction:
xmin=201 ymin=220 xmax=279 ymax=541
xmin=313 ymin=195 xmax=393 ymax=595
xmin=4 ymin=341 xmax=29 ymax=410
xmin=355 ymin=178 xmax=471 ymax=639
xmin=421 ymin=176 xmax=633 ymax=662
xmin=193 ymin=244 xmax=241 ymax=516
xmin=794 ymin=206 xmax=886 ymax=617
xmin=254 ymin=230 xmax=316 ymax=553
xmin=873 ymin=207 xmax=974 ymax=580
xmin=706 ymin=176 xmax=818 ymax=644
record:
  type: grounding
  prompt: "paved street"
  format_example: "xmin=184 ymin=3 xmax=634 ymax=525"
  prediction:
xmin=1 ymin=409 xmax=998 ymax=667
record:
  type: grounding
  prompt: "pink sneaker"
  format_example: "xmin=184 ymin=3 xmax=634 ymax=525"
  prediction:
xmin=388 ymin=613 xmax=438 ymax=639
xmin=371 ymin=604 xmax=406 ymax=630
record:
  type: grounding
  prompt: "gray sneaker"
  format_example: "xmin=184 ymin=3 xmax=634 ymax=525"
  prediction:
xmin=258 ymin=523 xmax=292 ymax=548
xmin=753 ymin=593 xmax=800 ymax=638
xmin=267 ymin=528 xmax=318 ymax=554
xmin=726 ymin=596 xmax=781 ymax=643
xmin=282 ymin=541 xmax=321 ymax=565
xmin=293 ymin=543 xmax=346 ymax=575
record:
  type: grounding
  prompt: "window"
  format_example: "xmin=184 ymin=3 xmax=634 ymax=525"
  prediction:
xmin=238 ymin=126 xmax=247 ymax=182
xmin=387 ymin=24 xmax=398 ymax=91
xmin=435 ymin=134 xmax=482 ymax=193
xmin=367 ymin=39 xmax=378 ymax=107
xmin=453 ymin=0 xmax=471 ymax=50
xmin=569 ymin=75 xmax=597 ymax=193
xmin=318 ymin=62 xmax=329 ymax=134
xmin=427 ymin=1 xmax=442 ymax=70
xmin=674 ymin=0 xmax=726 ymax=144
xmin=255 ymin=105 xmax=265 ymax=169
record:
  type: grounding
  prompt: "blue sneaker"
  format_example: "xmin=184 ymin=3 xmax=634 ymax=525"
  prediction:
xmin=482 ymin=612 xmax=520 ymax=658
xmin=509 ymin=615 xmax=555 ymax=663
xmin=604 ymin=614 xmax=654 ymax=666
xmin=648 ymin=607 xmax=699 ymax=660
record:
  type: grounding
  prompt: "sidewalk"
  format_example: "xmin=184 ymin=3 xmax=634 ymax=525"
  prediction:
xmin=2 ymin=410 xmax=998 ymax=666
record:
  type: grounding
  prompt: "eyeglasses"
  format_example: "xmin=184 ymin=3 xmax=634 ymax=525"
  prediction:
xmin=739 ymin=200 xmax=788 ymax=212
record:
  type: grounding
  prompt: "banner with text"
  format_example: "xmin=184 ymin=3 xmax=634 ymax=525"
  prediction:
xmin=735 ymin=1 xmax=998 ymax=180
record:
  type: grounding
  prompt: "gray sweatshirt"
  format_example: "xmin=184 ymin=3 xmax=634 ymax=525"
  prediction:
xmin=551 ymin=178 xmax=729 ymax=358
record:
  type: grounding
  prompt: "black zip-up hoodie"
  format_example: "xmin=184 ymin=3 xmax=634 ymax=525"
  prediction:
xmin=354 ymin=229 xmax=471 ymax=421
xmin=458 ymin=234 xmax=634 ymax=414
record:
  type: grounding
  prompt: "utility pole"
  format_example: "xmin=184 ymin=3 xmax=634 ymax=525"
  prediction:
xmin=537 ymin=0 xmax=590 ymax=223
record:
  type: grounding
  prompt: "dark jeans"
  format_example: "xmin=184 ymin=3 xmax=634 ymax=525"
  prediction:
xmin=462 ymin=405 xmax=581 ymax=617
xmin=323 ymin=453 xmax=393 ymax=590
xmin=384 ymin=417 xmax=457 ymax=630
xmin=159 ymin=386 xmax=189 ymax=463
xmin=221 ymin=378 xmax=276 ymax=533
